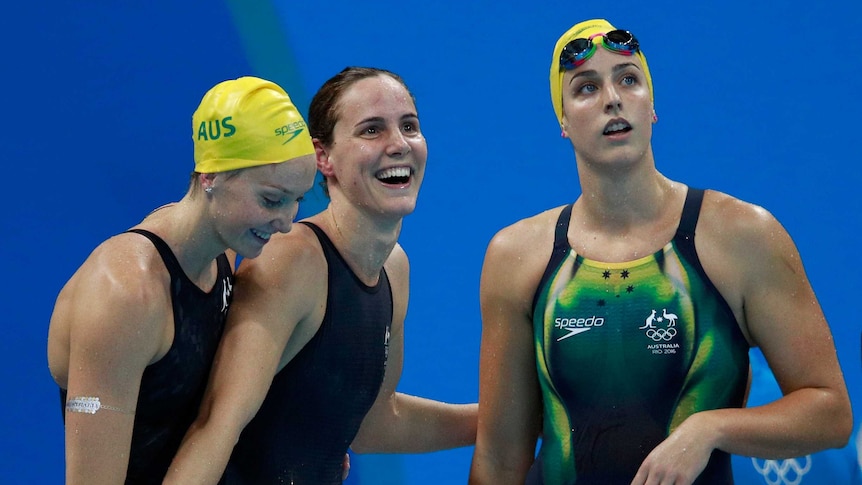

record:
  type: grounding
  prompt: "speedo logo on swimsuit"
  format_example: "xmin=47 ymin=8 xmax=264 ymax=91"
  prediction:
xmin=554 ymin=316 xmax=604 ymax=341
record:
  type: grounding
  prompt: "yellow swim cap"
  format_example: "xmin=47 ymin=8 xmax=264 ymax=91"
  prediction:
xmin=192 ymin=76 xmax=315 ymax=174
xmin=549 ymin=19 xmax=654 ymax=127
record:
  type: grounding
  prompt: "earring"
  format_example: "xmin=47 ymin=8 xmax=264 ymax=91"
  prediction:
xmin=560 ymin=130 xmax=567 ymax=138
xmin=653 ymin=113 xmax=658 ymax=122
xmin=205 ymin=186 xmax=213 ymax=194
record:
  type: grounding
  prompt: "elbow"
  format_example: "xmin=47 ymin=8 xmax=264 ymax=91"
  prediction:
xmin=822 ymin=392 xmax=854 ymax=449
xmin=826 ymin=422 xmax=853 ymax=450
xmin=191 ymin=397 xmax=223 ymax=432
xmin=188 ymin=397 xmax=248 ymax=446
xmin=830 ymin=403 xmax=854 ymax=449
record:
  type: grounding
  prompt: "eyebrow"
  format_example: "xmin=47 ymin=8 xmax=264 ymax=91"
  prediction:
xmin=263 ymin=185 xmax=291 ymax=195
xmin=356 ymin=116 xmax=385 ymax=126
xmin=568 ymin=62 xmax=641 ymax=85
xmin=355 ymin=113 xmax=419 ymax=127
xmin=260 ymin=183 xmax=292 ymax=194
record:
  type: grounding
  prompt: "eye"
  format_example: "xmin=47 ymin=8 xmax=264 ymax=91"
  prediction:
xmin=577 ymin=83 xmax=598 ymax=95
xmin=621 ymin=75 xmax=637 ymax=86
xmin=262 ymin=196 xmax=290 ymax=208
xmin=402 ymin=120 xmax=420 ymax=133
xmin=361 ymin=125 xmax=382 ymax=137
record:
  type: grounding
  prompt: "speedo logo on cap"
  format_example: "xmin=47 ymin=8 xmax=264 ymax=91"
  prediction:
xmin=197 ymin=116 xmax=236 ymax=141
xmin=275 ymin=121 xmax=307 ymax=144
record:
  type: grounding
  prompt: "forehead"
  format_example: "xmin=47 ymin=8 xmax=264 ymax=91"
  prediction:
xmin=336 ymin=75 xmax=415 ymax=122
xmin=234 ymin=155 xmax=316 ymax=189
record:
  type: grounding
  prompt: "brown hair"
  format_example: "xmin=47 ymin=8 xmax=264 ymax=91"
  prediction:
xmin=308 ymin=66 xmax=416 ymax=147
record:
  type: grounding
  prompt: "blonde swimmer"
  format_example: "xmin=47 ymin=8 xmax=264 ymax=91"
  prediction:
xmin=47 ymin=76 xmax=317 ymax=485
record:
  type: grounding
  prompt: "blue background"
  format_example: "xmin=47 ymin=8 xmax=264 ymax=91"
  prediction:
xmin=3 ymin=1 xmax=860 ymax=483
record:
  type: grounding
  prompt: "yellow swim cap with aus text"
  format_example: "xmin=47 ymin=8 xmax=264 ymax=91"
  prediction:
xmin=192 ymin=76 xmax=315 ymax=174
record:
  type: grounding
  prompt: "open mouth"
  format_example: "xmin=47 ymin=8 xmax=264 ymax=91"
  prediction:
xmin=251 ymin=228 xmax=272 ymax=242
xmin=603 ymin=120 xmax=632 ymax=135
xmin=376 ymin=166 xmax=412 ymax=185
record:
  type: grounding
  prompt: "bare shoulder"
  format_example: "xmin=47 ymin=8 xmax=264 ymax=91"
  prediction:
xmin=700 ymin=189 xmax=781 ymax=233
xmin=229 ymin=220 xmax=328 ymax=323
xmin=48 ymin=233 xmax=173 ymax=384
xmin=698 ymin=189 xmax=792 ymax=261
xmin=384 ymin=243 xmax=409 ymax=281
xmin=61 ymin=233 xmax=173 ymax=323
xmin=384 ymin=243 xmax=410 ymax=316
xmin=486 ymin=205 xmax=566 ymax=264
xmin=237 ymin=223 xmax=327 ymax=290
xmin=481 ymin=205 xmax=568 ymax=307
xmin=696 ymin=190 xmax=804 ymax=336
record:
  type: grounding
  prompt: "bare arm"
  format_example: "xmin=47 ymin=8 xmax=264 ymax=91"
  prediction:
xmin=705 ymin=197 xmax=851 ymax=455
xmin=350 ymin=244 xmax=479 ymax=454
xmin=48 ymin=242 xmax=169 ymax=484
xmin=634 ymin=193 xmax=853 ymax=484
xmin=469 ymin=217 xmax=550 ymax=484
xmin=164 ymin=232 xmax=324 ymax=484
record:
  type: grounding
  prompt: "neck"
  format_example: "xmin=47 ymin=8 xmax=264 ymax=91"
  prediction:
xmin=139 ymin=194 xmax=227 ymax=279
xmin=575 ymin=156 xmax=678 ymax=231
xmin=322 ymin=202 xmax=402 ymax=285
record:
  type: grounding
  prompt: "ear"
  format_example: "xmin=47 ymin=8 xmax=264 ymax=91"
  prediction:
xmin=652 ymin=106 xmax=658 ymax=123
xmin=560 ymin=117 xmax=570 ymax=139
xmin=199 ymin=172 xmax=217 ymax=191
xmin=314 ymin=138 xmax=335 ymax=177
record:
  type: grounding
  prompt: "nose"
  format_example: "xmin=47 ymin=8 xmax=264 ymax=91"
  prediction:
xmin=271 ymin=204 xmax=299 ymax=234
xmin=603 ymin=84 xmax=622 ymax=113
xmin=271 ymin=217 xmax=292 ymax=234
xmin=386 ymin=129 xmax=412 ymax=158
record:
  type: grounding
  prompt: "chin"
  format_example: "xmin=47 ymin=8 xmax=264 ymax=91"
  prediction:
xmin=392 ymin=199 xmax=419 ymax=217
xmin=372 ymin=192 xmax=416 ymax=214
xmin=234 ymin=242 xmax=265 ymax=260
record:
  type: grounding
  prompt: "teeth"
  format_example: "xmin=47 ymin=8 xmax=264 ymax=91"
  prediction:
xmin=377 ymin=167 xmax=411 ymax=180
xmin=606 ymin=122 xmax=629 ymax=133
xmin=251 ymin=229 xmax=271 ymax=240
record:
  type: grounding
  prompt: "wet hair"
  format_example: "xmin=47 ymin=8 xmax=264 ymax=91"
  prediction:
xmin=308 ymin=66 xmax=416 ymax=147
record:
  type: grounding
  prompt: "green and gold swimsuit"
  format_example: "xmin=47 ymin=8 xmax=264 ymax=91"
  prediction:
xmin=531 ymin=188 xmax=749 ymax=485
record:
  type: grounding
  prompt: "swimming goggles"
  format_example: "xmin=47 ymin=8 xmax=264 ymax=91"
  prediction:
xmin=559 ymin=30 xmax=640 ymax=70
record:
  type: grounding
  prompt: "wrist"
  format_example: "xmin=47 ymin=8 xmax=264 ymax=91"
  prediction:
xmin=688 ymin=409 xmax=725 ymax=452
